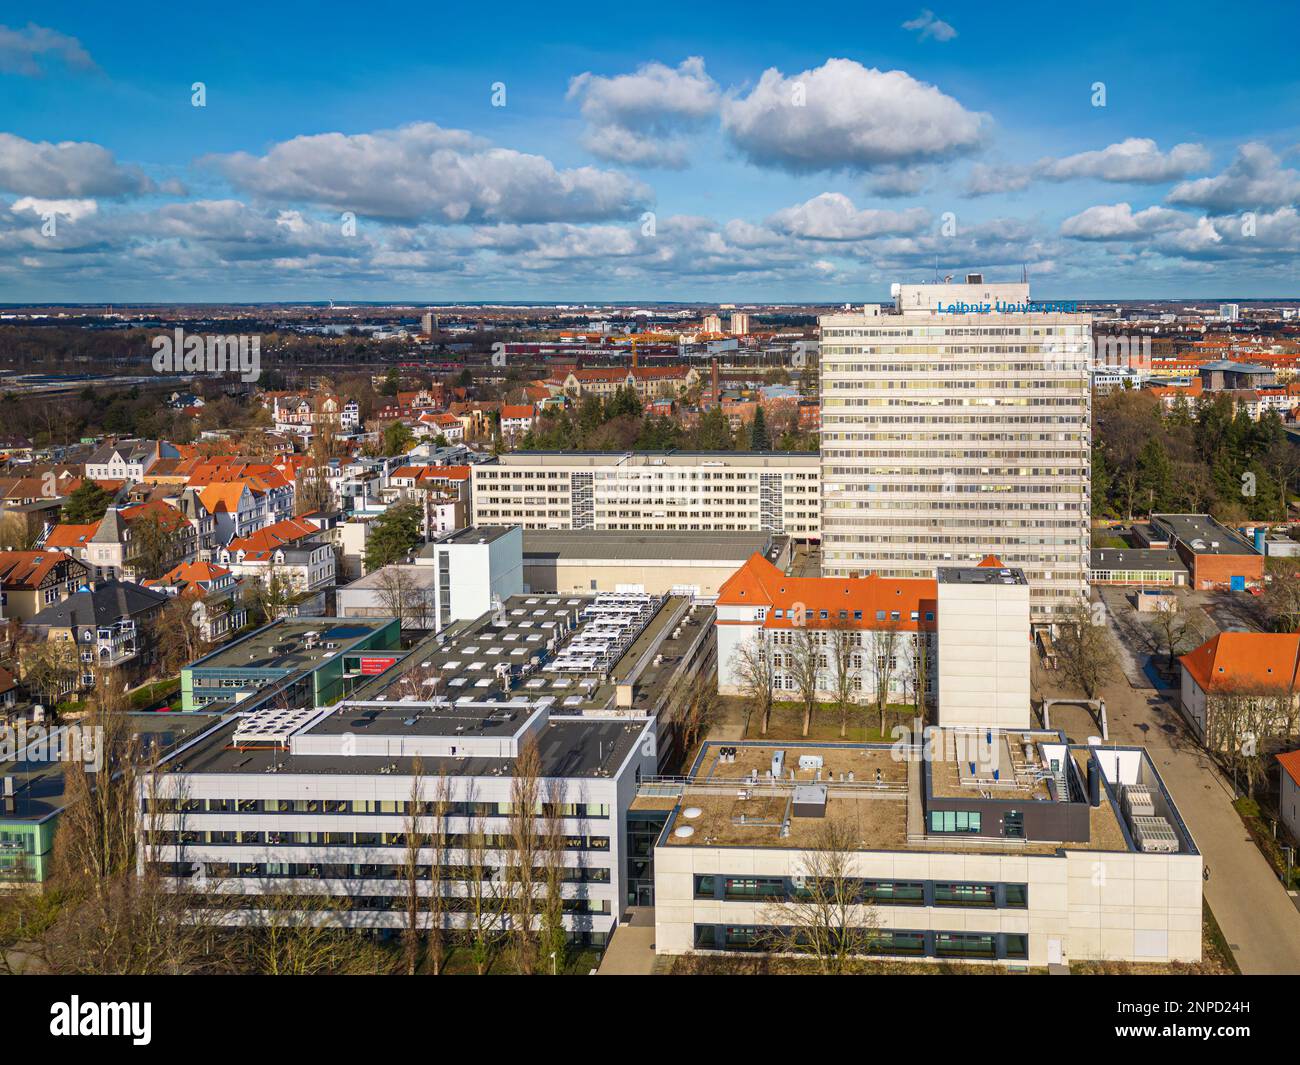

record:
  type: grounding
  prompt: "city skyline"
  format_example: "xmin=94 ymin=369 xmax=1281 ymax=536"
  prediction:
xmin=1 ymin=1 xmax=1299 ymax=302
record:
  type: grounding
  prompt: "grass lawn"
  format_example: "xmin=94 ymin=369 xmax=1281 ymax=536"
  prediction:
xmin=742 ymin=700 xmax=923 ymax=743
xmin=436 ymin=944 xmax=602 ymax=975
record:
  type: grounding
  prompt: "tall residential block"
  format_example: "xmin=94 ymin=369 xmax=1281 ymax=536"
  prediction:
xmin=819 ymin=277 xmax=1091 ymax=625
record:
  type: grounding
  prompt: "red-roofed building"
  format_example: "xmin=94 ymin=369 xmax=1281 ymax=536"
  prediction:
xmin=0 ymin=549 xmax=90 ymax=622
xmin=143 ymin=561 xmax=248 ymax=642
xmin=1278 ymin=750 xmax=1300 ymax=843
xmin=500 ymin=404 xmax=535 ymax=440
xmin=715 ymin=552 xmax=937 ymax=707
xmin=1179 ymin=631 xmax=1300 ymax=745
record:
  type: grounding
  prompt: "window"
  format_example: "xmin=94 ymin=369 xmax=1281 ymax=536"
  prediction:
xmin=1004 ymin=883 xmax=1028 ymax=908
xmin=1004 ymin=933 xmax=1028 ymax=960
xmin=863 ymin=881 xmax=925 ymax=905
xmin=936 ymin=933 xmax=996 ymax=959
xmin=693 ymin=875 xmax=716 ymax=899
xmin=929 ymin=810 xmax=981 ymax=834
xmin=870 ymin=931 xmax=925 ymax=956
xmin=934 ymin=883 xmax=996 ymax=907
xmin=1003 ymin=811 xmax=1024 ymax=839
xmin=693 ymin=924 xmax=717 ymax=949
xmin=723 ymin=877 xmax=785 ymax=901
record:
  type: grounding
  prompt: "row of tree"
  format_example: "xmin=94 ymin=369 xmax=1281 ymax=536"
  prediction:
xmin=1093 ymin=390 xmax=1300 ymax=523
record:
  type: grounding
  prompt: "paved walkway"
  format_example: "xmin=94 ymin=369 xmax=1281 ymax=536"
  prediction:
xmin=596 ymin=908 xmax=658 ymax=975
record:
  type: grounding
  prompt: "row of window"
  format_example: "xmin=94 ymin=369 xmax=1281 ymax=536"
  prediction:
xmin=145 ymin=797 xmax=610 ymax=819
xmin=694 ymin=875 xmax=1027 ymax=908
xmin=693 ymin=925 xmax=1028 ymax=960
xmin=147 ymin=830 xmax=611 ymax=851
xmin=150 ymin=860 xmax=610 ymax=884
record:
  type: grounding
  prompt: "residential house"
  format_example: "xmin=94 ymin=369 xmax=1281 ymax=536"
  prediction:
xmin=143 ymin=560 xmax=248 ymax=643
xmin=0 ymin=551 xmax=91 ymax=624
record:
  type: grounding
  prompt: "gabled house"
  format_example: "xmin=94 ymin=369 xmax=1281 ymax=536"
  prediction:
xmin=0 ymin=550 xmax=90 ymax=624
xmin=144 ymin=561 xmax=248 ymax=643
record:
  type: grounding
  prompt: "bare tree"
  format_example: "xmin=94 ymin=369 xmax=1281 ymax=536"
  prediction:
xmin=904 ymin=631 xmax=933 ymax=719
xmin=538 ymin=777 xmax=568 ymax=976
xmin=1055 ymin=601 xmax=1117 ymax=699
xmin=426 ymin=771 xmax=451 ymax=975
xmin=731 ymin=628 xmax=776 ymax=736
xmin=463 ymin=787 xmax=504 ymax=974
xmin=374 ymin=565 xmax=424 ymax=630
xmin=506 ymin=739 xmax=543 ymax=974
xmin=868 ymin=621 xmax=901 ymax=735
xmin=787 ymin=623 xmax=822 ymax=738
xmin=1261 ymin=557 xmax=1300 ymax=632
xmin=759 ymin=818 xmax=880 ymax=974
xmin=678 ymin=672 xmax=719 ymax=754
xmin=828 ymin=623 xmax=860 ymax=739
xmin=402 ymin=758 xmax=427 ymax=975
xmin=1145 ymin=598 xmax=1205 ymax=674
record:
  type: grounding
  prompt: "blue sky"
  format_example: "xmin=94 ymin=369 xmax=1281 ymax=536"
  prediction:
xmin=1 ymin=0 xmax=1298 ymax=302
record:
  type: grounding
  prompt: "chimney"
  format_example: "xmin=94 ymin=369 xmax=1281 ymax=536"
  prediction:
xmin=1086 ymin=760 xmax=1101 ymax=807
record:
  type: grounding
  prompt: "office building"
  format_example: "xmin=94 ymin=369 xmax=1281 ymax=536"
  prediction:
xmin=730 ymin=312 xmax=751 ymax=335
xmin=140 ymin=697 xmax=655 ymax=946
xmin=472 ymin=452 xmax=820 ymax=539
xmin=651 ymin=732 xmax=1202 ymax=966
xmin=819 ymin=277 xmax=1091 ymax=625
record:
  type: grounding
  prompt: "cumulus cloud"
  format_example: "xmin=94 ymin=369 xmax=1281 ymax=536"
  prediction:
xmin=1038 ymin=138 xmax=1210 ymax=183
xmin=768 ymin=192 xmax=929 ymax=240
xmin=1167 ymin=143 xmax=1300 ymax=212
xmin=10 ymin=196 xmax=98 ymax=223
xmin=1059 ymin=202 xmax=1193 ymax=240
xmin=901 ymin=10 xmax=957 ymax=42
xmin=721 ymin=58 xmax=987 ymax=174
xmin=206 ymin=121 xmax=652 ymax=224
xmin=567 ymin=57 xmax=720 ymax=169
xmin=866 ymin=165 xmax=929 ymax=197
xmin=0 ymin=22 xmax=94 ymax=76
xmin=0 ymin=133 xmax=155 ymax=197
xmin=964 ymin=162 xmax=1033 ymax=197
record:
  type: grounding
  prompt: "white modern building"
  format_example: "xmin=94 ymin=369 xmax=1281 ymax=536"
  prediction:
xmin=936 ymin=563 xmax=1031 ymax=730
xmin=819 ymin=276 xmax=1091 ymax=625
xmin=652 ymin=733 xmax=1202 ymax=967
xmin=411 ymin=525 xmax=524 ymax=631
xmin=472 ymin=452 xmax=820 ymax=539
xmin=140 ymin=695 xmax=657 ymax=947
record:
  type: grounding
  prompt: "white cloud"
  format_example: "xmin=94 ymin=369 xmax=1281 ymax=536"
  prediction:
xmin=1059 ymin=202 xmax=1192 ymax=240
xmin=964 ymin=162 xmax=1033 ymax=197
xmin=901 ymin=10 xmax=958 ymax=42
xmin=567 ymin=57 xmax=720 ymax=169
xmin=207 ymin=122 xmax=652 ymax=224
xmin=768 ymin=192 xmax=929 ymax=240
xmin=0 ymin=133 xmax=154 ymax=197
xmin=10 ymin=196 xmax=97 ymax=222
xmin=0 ymin=22 xmax=94 ymax=76
xmin=866 ymin=165 xmax=929 ymax=197
xmin=721 ymin=58 xmax=987 ymax=174
xmin=1168 ymin=143 xmax=1300 ymax=212
xmin=1038 ymin=138 xmax=1210 ymax=183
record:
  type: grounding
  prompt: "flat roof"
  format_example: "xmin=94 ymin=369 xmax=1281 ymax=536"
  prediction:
xmin=1150 ymin=514 xmax=1259 ymax=556
xmin=1091 ymin=548 xmax=1187 ymax=571
xmin=1 ymin=712 xmax=223 ymax=824
xmin=937 ymin=565 xmax=1028 ymax=585
xmin=165 ymin=713 xmax=644 ymax=780
xmin=187 ymin=617 xmax=393 ymax=674
xmin=522 ymin=529 xmax=783 ymax=563
xmin=436 ymin=526 xmax=516 ymax=545
xmin=337 ymin=564 xmax=438 ymax=592
xmin=659 ymin=736 xmax=1160 ymax=857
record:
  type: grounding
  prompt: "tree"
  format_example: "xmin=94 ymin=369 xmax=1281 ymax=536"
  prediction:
xmin=759 ymin=818 xmax=880 ymax=974
xmin=463 ymin=791 xmax=504 ymax=975
xmin=63 ymin=480 xmax=113 ymax=524
xmin=749 ymin=405 xmax=770 ymax=451
xmin=1145 ymin=598 xmax=1204 ymax=674
xmin=868 ymin=622 xmax=901 ymax=734
xmin=372 ymin=565 xmax=431 ymax=629
xmin=14 ymin=633 xmax=80 ymax=708
xmin=1055 ymin=601 xmax=1117 ymax=699
xmin=150 ymin=596 xmax=210 ymax=677
xmin=364 ymin=502 xmax=423 ymax=572
xmin=828 ymin=623 xmax=860 ymax=738
xmin=425 ymin=772 xmax=452 ymax=975
xmin=678 ymin=672 xmax=719 ymax=753
xmin=382 ymin=420 xmax=414 ymax=456
xmin=1261 ymin=557 xmax=1300 ymax=632
xmin=402 ymin=759 xmax=427 ymax=976
xmin=130 ymin=511 xmax=180 ymax=581
xmin=731 ymin=628 xmax=776 ymax=736
xmin=538 ymin=778 xmax=568 ymax=975
xmin=506 ymin=739 xmax=542 ymax=975
xmin=787 ymin=623 xmax=822 ymax=738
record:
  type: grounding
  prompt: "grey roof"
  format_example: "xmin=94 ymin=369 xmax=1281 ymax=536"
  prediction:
xmin=1149 ymin=514 xmax=1259 ymax=556
xmin=30 ymin=579 xmax=169 ymax=628
xmin=522 ymin=528 xmax=779 ymax=563
xmin=937 ymin=564 xmax=1028 ymax=585
xmin=1091 ymin=548 xmax=1187 ymax=571
xmin=1199 ymin=360 xmax=1273 ymax=374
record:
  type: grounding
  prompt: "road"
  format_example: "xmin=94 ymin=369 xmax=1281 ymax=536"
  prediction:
xmin=1045 ymin=595 xmax=1300 ymax=974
